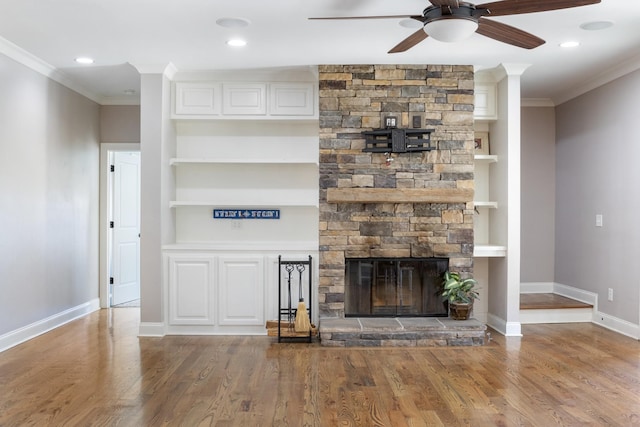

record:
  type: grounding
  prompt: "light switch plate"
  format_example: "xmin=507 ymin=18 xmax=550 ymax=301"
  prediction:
xmin=595 ymin=214 xmax=603 ymax=227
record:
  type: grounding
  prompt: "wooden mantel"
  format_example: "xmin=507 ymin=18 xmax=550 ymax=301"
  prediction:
xmin=326 ymin=188 xmax=473 ymax=204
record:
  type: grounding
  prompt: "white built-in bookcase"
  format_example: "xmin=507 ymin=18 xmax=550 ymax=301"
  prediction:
xmin=163 ymin=74 xmax=319 ymax=335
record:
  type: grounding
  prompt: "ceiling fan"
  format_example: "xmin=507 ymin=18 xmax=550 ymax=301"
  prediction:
xmin=309 ymin=0 xmax=601 ymax=53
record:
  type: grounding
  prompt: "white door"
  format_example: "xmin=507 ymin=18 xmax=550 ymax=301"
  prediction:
xmin=111 ymin=152 xmax=141 ymax=306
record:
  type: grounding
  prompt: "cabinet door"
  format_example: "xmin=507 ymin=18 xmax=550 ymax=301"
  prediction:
xmin=168 ymin=255 xmax=216 ymax=325
xmin=218 ymin=256 xmax=265 ymax=326
xmin=222 ymin=83 xmax=266 ymax=115
xmin=269 ymin=83 xmax=315 ymax=116
xmin=175 ymin=82 xmax=221 ymax=116
xmin=474 ymin=83 xmax=497 ymax=120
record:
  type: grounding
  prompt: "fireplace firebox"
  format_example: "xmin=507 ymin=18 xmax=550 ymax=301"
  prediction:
xmin=345 ymin=258 xmax=449 ymax=317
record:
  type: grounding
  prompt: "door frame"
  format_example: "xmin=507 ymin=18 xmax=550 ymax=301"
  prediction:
xmin=99 ymin=143 xmax=141 ymax=308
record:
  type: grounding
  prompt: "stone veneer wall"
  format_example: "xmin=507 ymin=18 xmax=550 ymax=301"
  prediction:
xmin=318 ymin=64 xmax=475 ymax=319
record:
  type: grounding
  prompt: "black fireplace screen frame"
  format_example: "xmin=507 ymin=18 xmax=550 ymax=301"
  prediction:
xmin=345 ymin=257 xmax=449 ymax=317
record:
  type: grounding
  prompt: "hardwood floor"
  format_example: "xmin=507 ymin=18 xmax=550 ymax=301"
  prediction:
xmin=520 ymin=293 xmax=593 ymax=310
xmin=1 ymin=309 xmax=639 ymax=426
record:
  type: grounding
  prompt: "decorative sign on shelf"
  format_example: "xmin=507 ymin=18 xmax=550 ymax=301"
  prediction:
xmin=213 ymin=209 xmax=280 ymax=219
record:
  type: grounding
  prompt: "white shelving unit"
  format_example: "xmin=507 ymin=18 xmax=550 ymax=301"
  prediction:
xmin=473 ymin=152 xmax=504 ymax=257
xmin=162 ymin=74 xmax=320 ymax=335
xmin=170 ymin=158 xmax=317 ymax=165
xmin=472 ymin=67 xmax=526 ymax=334
xmin=171 ymin=120 xmax=319 ymax=244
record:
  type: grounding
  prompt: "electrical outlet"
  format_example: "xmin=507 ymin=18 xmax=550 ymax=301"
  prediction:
xmin=232 ymin=220 xmax=242 ymax=229
xmin=411 ymin=113 xmax=425 ymax=129
xmin=596 ymin=214 xmax=603 ymax=227
xmin=607 ymin=288 xmax=613 ymax=301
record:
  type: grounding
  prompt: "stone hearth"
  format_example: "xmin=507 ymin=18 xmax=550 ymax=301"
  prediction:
xmin=319 ymin=317 xmax=486 ymax=347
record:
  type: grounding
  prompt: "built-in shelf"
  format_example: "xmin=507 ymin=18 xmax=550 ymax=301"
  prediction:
xmin=474 ymin=245 xmax=507 ymax=257
xmin=474 ymin=154 xmax=498 ymax=163
xmin=473 ymin=201 xmax=498 ymax=209
xmin=170 ymin=200 xmax=318 ymax=208
xmin=170 ymin=158 xmax=318 ymax=166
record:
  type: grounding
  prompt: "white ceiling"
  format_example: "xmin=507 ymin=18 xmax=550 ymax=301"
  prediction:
xmin=1 ymin=0 xmax=639 ymax=105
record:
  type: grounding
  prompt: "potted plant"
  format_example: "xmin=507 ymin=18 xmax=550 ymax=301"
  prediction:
xmin=441 ymin=271 xmax=479 ymax=320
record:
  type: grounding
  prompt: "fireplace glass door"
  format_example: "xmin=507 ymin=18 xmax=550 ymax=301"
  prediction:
xmin=345 ymin=258 xmax=448 ymax=317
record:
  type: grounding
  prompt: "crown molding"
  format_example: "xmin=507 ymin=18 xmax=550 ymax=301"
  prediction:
xmin=0 ymin=36 xmax=103 ymax=104
xmin=521 ymin=98 xmax=555 ymax=107
xmin=554 ymin=53 xmax=640 ymax=106
xmin=100 ymin=95 xmax=141 ymax=106
xmin=130 ymin=62 xmax=177 ymax=78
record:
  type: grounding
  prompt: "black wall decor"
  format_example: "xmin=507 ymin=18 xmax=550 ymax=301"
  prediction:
xmin=362 ymin=128 xmax=435 ymax=153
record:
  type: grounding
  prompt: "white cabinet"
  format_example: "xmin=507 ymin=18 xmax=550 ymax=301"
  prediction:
xmin=167 ymin=254 xmax=216 ymax=325
xmin=270 ymin=83 xmax=315 ymax=116
xmin=174 ymin=82 xmax=220 ymax=116
xmin=164 ymin=251 xmax=314 ymax=334
xmin=474 ymin=83 xmax=497 ymax=120
xmin=218 ymin=256 xmax=265 ymax=326
xmin=222 ymin=83 xmax=266 ymax=115
xmin=173 ymin=81 xmax=316 ymax=119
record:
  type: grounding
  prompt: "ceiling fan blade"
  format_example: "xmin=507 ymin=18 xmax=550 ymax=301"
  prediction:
xmin=476 ymin=18 xmax=545 ymax=49
xmin=388 ymin=29 xmax=429 ymax=53
xmin=428 ymin=0 xmax=460 ymax=7
xmin=476 ymin=0 xmax=601 ymax=17
xmin=309 ymin=15 xmax=420 ymax=20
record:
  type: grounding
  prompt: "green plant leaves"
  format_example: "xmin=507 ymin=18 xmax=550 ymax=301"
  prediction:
xmin=441 ymin=270 xmax=479 ymax=304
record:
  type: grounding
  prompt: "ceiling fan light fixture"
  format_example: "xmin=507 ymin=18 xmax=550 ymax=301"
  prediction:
xmin=423 ymin=18 xmax=478 ymax=43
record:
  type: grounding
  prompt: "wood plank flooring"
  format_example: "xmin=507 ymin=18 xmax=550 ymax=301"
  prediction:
xmin=520 ymin=293 xmax=593 ymax=310
xmin=1 ymin=308 xmax=639 ymax=426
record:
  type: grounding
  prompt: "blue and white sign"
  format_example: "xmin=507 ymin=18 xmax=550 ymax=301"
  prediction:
xmin=213 ymin=209 xmax=280 ymax=219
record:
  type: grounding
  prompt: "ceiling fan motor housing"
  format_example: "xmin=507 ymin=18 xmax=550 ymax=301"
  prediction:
xmin=422 ymin=3 xmax=483 ymax=42
xmin=422 ymin=2 xmax=483 ymax=24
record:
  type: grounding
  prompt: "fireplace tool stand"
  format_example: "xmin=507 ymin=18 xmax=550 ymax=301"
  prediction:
xmin=277 ymin=255 xmax=313 ymax=343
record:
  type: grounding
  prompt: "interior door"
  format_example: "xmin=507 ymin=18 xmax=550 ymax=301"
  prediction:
xmin=111 ymin=152 xmax=141 ymax=306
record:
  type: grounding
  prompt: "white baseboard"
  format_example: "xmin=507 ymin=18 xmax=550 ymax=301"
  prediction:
xmin=552 ymin=283 xmax=598 ymax=306
xmin=486 ymin=313 xmax=522 ymax=337
xmin=138 ymin=322 xmax=166 ymax=337
xmin=593 ymin=311 xmax=640 ymax=340
xmin=486 ymin=313 xmax=504 ymax=334
xmin=0 ymin=299 xmax=100 ymax=353
xmin=520 ymin=282 xmax=555 ymax=293
xmin=505 ymin=321 xmax=522 ymax=336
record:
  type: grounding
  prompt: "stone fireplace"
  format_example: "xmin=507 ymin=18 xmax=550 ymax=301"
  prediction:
xmin=318 ymin=64 xmax=476 ymax=322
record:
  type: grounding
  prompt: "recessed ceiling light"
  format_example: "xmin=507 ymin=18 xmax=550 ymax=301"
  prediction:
xmin=216 ymin=17 xmax=250 ymax=28
xmin=399 ymin=18 xmax=423 ymax=29
xmin=123 ymin=89 xmax=136 ymax=95
xmin=75 ymin=57 xmax=94 ymax=64
xmin=559 ymin=41 xmax=580 ymax=48
xmin=227 ymin=39 xmax=247 ymax=47
xmin=580 ymin=20 xmax=614 ymax=31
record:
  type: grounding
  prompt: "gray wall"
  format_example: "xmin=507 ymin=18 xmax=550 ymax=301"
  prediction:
xmin=521 ymin=107 xmax=556 ymax=283
xmin=555 ymin=69 xmax=640 ymax=324
xmin=100 ymin=105 xmax=140 ymax=143
xmin=0 ymin=54 xmax=100 ymax=335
